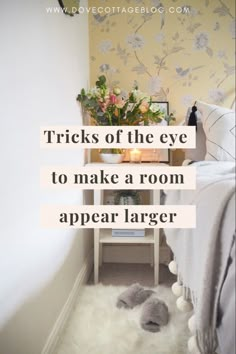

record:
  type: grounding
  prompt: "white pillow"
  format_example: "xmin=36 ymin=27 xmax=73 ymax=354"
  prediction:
xmin=196 ymin=101 xmax=235 ymax=161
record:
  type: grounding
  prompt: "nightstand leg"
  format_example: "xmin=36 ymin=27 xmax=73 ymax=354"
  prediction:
xmin=94 ymin=190 xmax=103 ymax=284
xmin=150 ymin=244 xmax=154 ymax=267
xmin=99 ymin=243 xmax=103 ymax=266
xmin=94 ymin=229 xmax=99 ymax=284
xmin=154 ymin=229 xmax=160 ymax=285
xmin=151 ymin=189 xmax=160 ymax=285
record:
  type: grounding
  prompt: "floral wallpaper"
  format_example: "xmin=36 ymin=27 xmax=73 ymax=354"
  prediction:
xmin=88 ymin=0 xmax=235 ymax=121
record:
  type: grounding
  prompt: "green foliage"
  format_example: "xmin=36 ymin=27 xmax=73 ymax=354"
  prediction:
xmin=77 ymin=76 xmax=175 ymax=126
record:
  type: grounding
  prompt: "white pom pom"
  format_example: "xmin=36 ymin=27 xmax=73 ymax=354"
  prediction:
xmin=171 ymin=282 xmax=182 ymax=297
xmin=176 ymin=296 xmax=193 ymax=312
xmin=168 ymin=261 xmax=177 ymax=275
xmin=188 ymin=315 xmax=196 ymax=334
xmin=188 ymin=336 xmax=200 ymax=353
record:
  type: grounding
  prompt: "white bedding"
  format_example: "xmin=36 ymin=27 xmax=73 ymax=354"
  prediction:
xmin=164 ymin=161 xmax=235 ymax=354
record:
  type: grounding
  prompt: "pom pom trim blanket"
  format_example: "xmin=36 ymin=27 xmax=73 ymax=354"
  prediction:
xmin=165 ymin=161 xmax=235 ymax=354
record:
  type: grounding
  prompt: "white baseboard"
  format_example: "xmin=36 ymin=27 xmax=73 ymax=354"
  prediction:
xmin=41 ymin=249 xmax=93 ymax=354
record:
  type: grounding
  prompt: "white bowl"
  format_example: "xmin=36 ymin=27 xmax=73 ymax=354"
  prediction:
xmin=100 ymin=153 xmax=124 ymax=164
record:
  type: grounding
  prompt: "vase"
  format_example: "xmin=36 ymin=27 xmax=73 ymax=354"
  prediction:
xmin=99 ymin=148 xmax=125 ymax=164
xmin=114 ymin=190 xmax=141 ymax=205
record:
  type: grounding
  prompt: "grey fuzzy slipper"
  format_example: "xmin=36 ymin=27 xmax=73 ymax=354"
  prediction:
xmin=140 ymin=296 xmax=169 ymax=333
xmin=116 ymin=283 xmax=155 ymax=309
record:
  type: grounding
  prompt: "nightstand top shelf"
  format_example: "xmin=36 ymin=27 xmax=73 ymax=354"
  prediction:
xmin=85 ymin=162 xmax=169 ymax=167
xmin=99 ymin=228 xmax=155 ymax=244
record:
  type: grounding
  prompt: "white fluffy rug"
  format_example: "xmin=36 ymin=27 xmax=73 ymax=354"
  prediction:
xmin=56 ymin=284 xmax=191 ymax=354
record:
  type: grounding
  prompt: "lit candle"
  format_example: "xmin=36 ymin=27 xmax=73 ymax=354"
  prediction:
xmin=129 ymin=149 xmax=142 ymax=163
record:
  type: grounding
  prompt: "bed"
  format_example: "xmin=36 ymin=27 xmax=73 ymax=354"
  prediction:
xmin=164 ymin=100 xmax=236 ymax=354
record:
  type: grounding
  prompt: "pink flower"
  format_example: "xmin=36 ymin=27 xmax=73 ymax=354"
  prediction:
xmin=99 ymin=98 xmax=109 ymax=112
xmin=115 ymin=97 xmax=126 ymax=108
xmin=109 ymin=94 xmax=116 ymax=104
xmin=139 ymin=101 xmax=149 ymax=113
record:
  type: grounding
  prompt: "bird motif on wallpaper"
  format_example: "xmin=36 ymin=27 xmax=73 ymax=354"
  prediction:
xmin=175 ymin=67 xmax=190 ymax=77
xmin=93 ymin=13 xmax=107 ymax=23
xmin=175 ymin=65 xmax=205 ymax=78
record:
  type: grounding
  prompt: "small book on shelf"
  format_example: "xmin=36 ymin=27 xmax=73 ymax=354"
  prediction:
xmin=112 ymin=229 xmax=145 ymax=237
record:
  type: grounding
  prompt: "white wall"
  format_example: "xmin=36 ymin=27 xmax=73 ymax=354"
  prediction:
xmin=0 ymin=1 xmax=92 ymax=353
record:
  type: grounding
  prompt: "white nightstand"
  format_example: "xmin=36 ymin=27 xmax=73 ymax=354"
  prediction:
xmin=85 ymin=162 xmax=168 ymax=285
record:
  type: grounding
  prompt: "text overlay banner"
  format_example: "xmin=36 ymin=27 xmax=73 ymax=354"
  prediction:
xmin=41 ymin=205 xmax=196 ymax=229
xmin=40 ymin=126 xmax=196 ymax=149
xmin=40 ymin=165 xmax=196 ymax=190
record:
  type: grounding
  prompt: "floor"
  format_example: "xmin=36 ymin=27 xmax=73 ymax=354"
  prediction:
xmin=88 ymin=263 xmax=176 ymax=287
xmin=56 ymin=269 xmax=189 ymax=354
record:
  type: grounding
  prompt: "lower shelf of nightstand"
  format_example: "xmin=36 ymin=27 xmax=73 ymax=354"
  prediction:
xmin=99 ymin=229 xmax=155 ymax=244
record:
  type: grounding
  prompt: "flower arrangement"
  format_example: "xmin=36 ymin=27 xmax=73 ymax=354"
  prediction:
xmin=77 ymin=75 xmax=175 ymax=126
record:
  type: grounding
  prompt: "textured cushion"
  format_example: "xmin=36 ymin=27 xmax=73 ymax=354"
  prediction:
xmin=196 ymin=101 xmax=235 ymax=161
